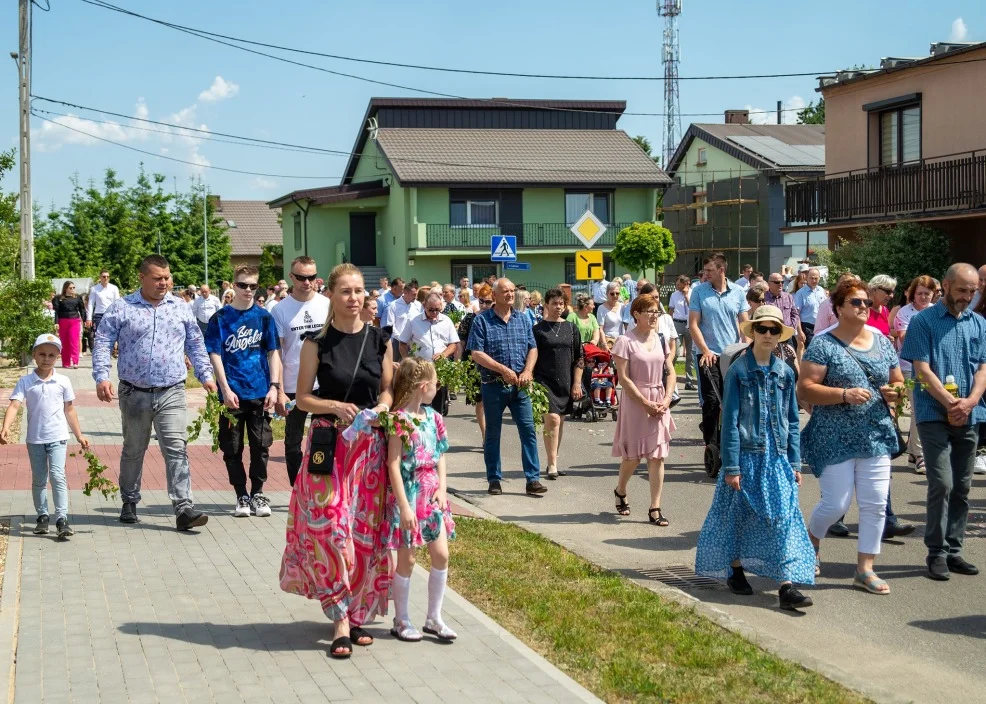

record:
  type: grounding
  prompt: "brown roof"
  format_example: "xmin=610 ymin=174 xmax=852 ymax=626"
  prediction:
xmin=214 ymin=200 xmax=282 ymax=257
xmin=373 ymin=128 xmax=670 ymax=186
xmin=668 ymin=124 xmax=825 ymax=175
xmin=267 ymin=180 xmax=390 ymax=209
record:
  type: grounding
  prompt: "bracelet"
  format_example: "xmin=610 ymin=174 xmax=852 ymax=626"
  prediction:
xmin=842 ymin=388 xmax=847 ymax=403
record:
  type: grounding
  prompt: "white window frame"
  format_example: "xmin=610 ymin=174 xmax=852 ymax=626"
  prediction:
xmin=696 ymin=147 xmax=707 ymax=165
xmin=450 ymin=200 xmax=499 ymax=228
xmin=565 ymin=191 xmax=612 ymax=225
xmin=694 ymin=191 xmax=708 ymax=225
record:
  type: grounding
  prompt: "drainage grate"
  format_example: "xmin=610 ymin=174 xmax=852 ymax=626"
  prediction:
xmin=967 ymin=514 xmax=986 ymax=538
xmin=636 ymin=564 xmax=724 ymax=591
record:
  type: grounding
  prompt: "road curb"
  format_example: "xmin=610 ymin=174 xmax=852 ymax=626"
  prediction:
xmin=0 ymin=518 xmax=24 ymax=704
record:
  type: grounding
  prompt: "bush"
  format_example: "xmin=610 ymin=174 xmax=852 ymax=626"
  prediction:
xmin=612 ymin=222 xmax=676 ymax=276
xmin=0 ymin=278 xmax=56 ymax=364
xmin=826 ymin=223 xmax=953 ymax=289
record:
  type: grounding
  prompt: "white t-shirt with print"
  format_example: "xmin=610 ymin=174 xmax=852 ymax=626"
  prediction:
xmin=271 ymin=294 xmax=331 ymax=393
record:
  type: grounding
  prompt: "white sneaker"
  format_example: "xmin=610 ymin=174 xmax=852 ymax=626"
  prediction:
xmin=233 ymin=496 xmax=251 ymax=517
xmin=975 ymin=454 xmax=986 ymax=475
xmin=250 ymin=493 xmax=271 ymax=517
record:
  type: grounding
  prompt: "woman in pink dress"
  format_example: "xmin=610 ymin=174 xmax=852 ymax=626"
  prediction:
xmin=611 ymin=294 xmax=677 ymax=526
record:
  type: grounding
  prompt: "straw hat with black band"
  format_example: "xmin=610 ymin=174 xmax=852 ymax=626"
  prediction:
xmin=738 ymin=305 xmax=795 ymax=343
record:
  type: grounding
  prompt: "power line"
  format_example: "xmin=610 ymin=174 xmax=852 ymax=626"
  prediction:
xmin=78 ymin=0 xmax=847 ymax=83
xmin=33 ymin=113 xmax=344 ymax=179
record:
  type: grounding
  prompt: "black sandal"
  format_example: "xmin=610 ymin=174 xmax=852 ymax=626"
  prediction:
xmin=614 ymin=489 xmax=630 ymax=516
xmin=329 ymin=636 xmax=352 ymax=659
xmin=649 ymin=508 xmax=669 ymax=527
xmin=350 ymin=627 xmax=373 ymax=646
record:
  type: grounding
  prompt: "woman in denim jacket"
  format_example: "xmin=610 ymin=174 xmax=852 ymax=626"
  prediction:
xmin=696 ymin=305 xmax=816 ymax=611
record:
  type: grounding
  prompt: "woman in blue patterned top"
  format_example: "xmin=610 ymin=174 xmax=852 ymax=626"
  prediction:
xmin=798 ymin=277 xmax=904 ymax=596
xmin=695 ymin=305 xmax=815 ymax=611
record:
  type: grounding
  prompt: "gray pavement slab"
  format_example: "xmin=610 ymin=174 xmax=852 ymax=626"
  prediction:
xmin=442 ymin=391 xmax=986 ymax=704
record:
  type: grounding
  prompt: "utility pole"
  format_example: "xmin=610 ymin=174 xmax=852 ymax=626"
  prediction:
xmin=16 ymin=0 xmax=34 ymax=280
xmin=202 ymin=180 xmax=209 ymax=285
xmin=777 ymin=100 xmax=782 ymax=125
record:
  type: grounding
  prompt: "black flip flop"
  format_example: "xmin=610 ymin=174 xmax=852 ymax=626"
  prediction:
xmin=350 ymin=627 xmax=374 ymax=646
xmin=329 ymin=636 xmax=352 ymax=659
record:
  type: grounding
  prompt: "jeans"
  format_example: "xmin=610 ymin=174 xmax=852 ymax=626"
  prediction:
xmin=673 ymin=320 xmax=694 ymax=385
xmin=696 ymin=359 xmax=723 ymax=445
xmin=481 ymin=383 xmax=540 ymax=483
xmin=917 ymin=421 xmax=977 ymax=558
xmin=283 ymin=392 xmax=308 ymax=486
xmin=809 ymin=455 xmax=891 ymax=556
xmin=218 ymin=398 xmax=273 ymax=496
xmin=26 ymin=441 xmax=69 ymax=521
xmin=118 ymin=383 xmax=193 ymax=512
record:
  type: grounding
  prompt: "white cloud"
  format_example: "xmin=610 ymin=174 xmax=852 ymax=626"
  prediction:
xmin=250 ymin=177 xmax=278 ymax=190
xmin=198 ymin=76 xmax=239 ymax=103
xmin=744 ymin=95 xmax=807 ymax=126
xmin=32 ymin=100 xmax=152 ymax=152
xmin=950 ymin=17 xmax=968 ymax=42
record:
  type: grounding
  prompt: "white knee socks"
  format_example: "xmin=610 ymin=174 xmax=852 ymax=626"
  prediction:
xmin=427 ymin=568 xmax=448 ymax=622
xmin=392 ymin=573 xmax=412 ymax=622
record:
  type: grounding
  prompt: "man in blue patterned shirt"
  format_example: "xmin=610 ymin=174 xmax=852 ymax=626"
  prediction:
xmin=900 ymin=263 xmax=986 ymax=581
xmin=93 ymin=255 xmax=218 ymax=531
xmin=467 ymin=278 xmax=544 ymax=497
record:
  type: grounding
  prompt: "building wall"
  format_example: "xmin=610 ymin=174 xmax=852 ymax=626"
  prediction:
xmin=823 ymin=47 xmax=986 ymax=175
xmin=675 ymin=137 xmax=759 ymax=187
xmin=416 ymin=188 xmax=449 ymax=224
xmin=522 ymin=188 xmax=565 ymax=222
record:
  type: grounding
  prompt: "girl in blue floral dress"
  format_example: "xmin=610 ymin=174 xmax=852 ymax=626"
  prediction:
xmin=385 ymin=357 xmax=457 ymax=643
xmin=695 ymin=305 xmax=816 ymax=611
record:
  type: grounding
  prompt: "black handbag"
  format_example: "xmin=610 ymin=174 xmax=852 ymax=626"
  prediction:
xmin=837 ymin=337 xmax=906 ymax=460
xmin=306 ymin=327 xmax=370 ymax=475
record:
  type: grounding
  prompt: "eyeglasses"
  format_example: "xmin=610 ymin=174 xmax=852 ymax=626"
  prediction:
xmin=608 ymin=291 xmax=619 ymax=296
xmin=877 ymin=287 xmax=895 ymax=296
xmin=768 ymin=279 xmax=783 ymax=284
xmin=234 ymin=282 xmax=259 ymax=291
xmin=425 ymin=308 xmax=442 ymax=314
xmin=291 ymin=273 xmax=318 ymax=282
xmin=479 ymin=299 xmax=493 ymax=306
xmin=643 ymin=310 xmax=661 ymax=317
xmin=753 ymin=323 xmax=781 ymax=336
xmin=848 ymin=297 xmax=874 ymax=308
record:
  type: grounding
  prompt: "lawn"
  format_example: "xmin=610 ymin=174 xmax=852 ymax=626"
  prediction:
xmin=419 ymin=519 xmax=869 ymax=704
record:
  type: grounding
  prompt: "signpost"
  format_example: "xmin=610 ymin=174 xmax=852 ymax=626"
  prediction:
xmin=575 ymin=250 xmax=605 ymax=280
xmin=490 ymin=235 xmax=517 ymax=262
xmin=504 ymin=262 xmax=531 ymax=271
xmin=570 ymin=210 xmax=607 ymax=249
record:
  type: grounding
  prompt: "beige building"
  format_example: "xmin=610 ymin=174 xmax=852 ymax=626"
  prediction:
xmin=785 ymin=41 xmax=986 ymax=262
xmin=213 ymin=198 xmax=283 ymax=269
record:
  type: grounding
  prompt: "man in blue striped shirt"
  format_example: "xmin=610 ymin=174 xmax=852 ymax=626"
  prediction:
xmin=900 ymin=263 xmax=986 ymax=581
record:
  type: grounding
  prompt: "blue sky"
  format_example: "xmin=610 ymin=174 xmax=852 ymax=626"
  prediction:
xmin=4 ymin=0 xmax=983 ymax=209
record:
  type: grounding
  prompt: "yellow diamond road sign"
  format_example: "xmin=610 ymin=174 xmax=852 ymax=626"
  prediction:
xmin=570 ymin=210 xmax=607 ymax=249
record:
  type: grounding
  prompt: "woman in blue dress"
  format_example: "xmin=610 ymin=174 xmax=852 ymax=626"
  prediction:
xmin=696 ymin=305 xmax=816 ymax=611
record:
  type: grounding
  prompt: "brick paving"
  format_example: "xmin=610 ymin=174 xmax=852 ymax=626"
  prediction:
xmin=0 ymin=356 xmax=590 ymax=703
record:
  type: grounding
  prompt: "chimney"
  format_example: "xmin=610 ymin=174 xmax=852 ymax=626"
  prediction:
xmin=725 ymin=109 xmax=750 ymax=125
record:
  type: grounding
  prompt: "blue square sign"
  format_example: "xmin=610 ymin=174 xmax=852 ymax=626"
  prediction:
xmin=490 ymin=235 xmax=517 ymax=262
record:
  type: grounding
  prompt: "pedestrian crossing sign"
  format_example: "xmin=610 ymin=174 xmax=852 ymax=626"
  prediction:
xmin=575 ymin=250 xmax=604 ymax=280
xmin=490 ymin=235 xmax=517 ymax=262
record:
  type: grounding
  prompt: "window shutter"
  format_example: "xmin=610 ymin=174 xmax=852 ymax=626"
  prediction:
xmin=901 ymin=106 xmax=921 ymax=163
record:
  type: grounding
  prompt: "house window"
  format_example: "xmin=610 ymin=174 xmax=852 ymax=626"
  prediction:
xmin=880 ymin=104 xmax=921 ymax=166
xmin=696 ymin=148 xmax=707 ymax=165
xmin=694 ymin=192 xmax=708 ymax=225
xmin=293 ymin=212 xmax=302 ymax=250
xmin=450 ymin=200 xmax=498 ymax=227
xmin=565 ymin=192 xmax=611 ymax=225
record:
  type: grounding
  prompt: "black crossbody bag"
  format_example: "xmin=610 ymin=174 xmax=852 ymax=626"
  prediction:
xmin=835 ymin=337 xmax=906 ymax=460
xmin=307 ymin=327 xmax=370 ymax=475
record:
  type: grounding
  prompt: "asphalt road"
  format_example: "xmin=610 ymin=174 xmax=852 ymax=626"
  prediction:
xmin=441 ymin=390 xmax=986 ymax=704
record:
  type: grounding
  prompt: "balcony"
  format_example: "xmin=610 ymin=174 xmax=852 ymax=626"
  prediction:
xmin=786 ymin=150 xmax=986 ymax=226
xmin=423 ymin=222 xmax=632 ymax=249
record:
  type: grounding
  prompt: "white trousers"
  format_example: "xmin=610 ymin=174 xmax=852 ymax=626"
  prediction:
xmin=809 ymin=455 xmax=891 ymax=556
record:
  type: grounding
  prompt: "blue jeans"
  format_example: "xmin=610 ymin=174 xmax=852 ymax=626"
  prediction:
xmin=481 ymin=383 xmax=541 ymax=483
xmin=26 ymin=441 xmax=69 ymax=521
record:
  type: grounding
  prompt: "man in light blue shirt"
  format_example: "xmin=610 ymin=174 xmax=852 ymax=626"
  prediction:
xmin=793 ymin=267 xmax=827 ymax=348
xmin=376 ymin=277 xmax=404 ymax=330
xmin=734 ymin=264 xmax=753 ymax=291
xmin=688 ymin=252 xmax=749 ymax=462
xmin=900 ymin=263 xmax=986 ymax=581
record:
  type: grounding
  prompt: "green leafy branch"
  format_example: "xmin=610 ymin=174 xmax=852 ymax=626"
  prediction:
xmin=69 ymin=449 xmax=119 ymax=500
xmin=186 ymin=392 xmax=238 ymax=453
xmin=521 ymin=381 xmax=551 ymax=430
xmin=890 ymin=375 xmax=927 ymax=419
xmin=378 ymin=410 xmax=421 ymax=451
xmin=447 ymin=308 xmax=465 ymax=326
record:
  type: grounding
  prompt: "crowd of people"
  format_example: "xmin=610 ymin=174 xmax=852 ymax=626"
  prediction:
xmin=3 ymin=250 xmax=984 ymax=651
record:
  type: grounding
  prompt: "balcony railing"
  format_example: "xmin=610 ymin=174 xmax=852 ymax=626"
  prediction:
xmin=424 ymin=222 xmax=632 ymax=249
xmin=786 ymin=150 xmax=986 ymax=226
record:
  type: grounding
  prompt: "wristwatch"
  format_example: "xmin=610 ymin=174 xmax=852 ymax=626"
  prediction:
xmin=270 ymin=382 xmax=281 ymax=390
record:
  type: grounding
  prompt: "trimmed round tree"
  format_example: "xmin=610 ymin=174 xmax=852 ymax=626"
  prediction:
xmin=612 ymin=222 xmax=676 ymax=278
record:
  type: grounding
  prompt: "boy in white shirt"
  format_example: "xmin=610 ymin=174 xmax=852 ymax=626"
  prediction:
xmin=0 ymin=334 xmax=90 ymax=538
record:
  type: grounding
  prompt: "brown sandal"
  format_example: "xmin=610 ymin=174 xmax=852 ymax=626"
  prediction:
xmin=649 ymin=508 xmax=669 ymax=527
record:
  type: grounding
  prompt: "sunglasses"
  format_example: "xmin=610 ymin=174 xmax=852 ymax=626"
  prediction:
xmin=479 ymin=299 xmax=493 ymax=306
xmin=291 ymin=273 xmax=318 ymax=282
xmin=849 ymin=297 xmax=874 ymax=308
xmin=753 ymin=323 xmax=781 ymax=336
xmin=608 ymin=291 xmax=619 ymax=296
xmin=878 ymin=287 xmax=895 ymax=295
xmin=768 ymin=279 xmax=783 ymax=284
xmin=234 ymin=282 xmax=259 ymax=291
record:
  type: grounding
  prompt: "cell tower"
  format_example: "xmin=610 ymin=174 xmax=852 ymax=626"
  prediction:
xmin=657 ymin=0 xmax=682 ymax=167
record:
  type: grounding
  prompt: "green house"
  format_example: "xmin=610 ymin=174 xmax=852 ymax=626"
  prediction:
xmin=269 ymin=98 xmax=670 ymax=289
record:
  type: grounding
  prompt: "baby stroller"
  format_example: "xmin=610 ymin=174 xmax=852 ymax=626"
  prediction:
xmin=573 ymin=343 xmax=619 ymax=422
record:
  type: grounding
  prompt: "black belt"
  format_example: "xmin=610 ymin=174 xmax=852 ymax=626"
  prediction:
xmin=120 ymin=380 xmax=182 ymax=394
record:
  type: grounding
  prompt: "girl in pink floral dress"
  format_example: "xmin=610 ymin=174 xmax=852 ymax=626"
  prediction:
xmin=385 ymin=357 xmax=457 ymax=643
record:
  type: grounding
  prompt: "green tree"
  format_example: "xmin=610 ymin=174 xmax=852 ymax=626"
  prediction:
xmin=259 ymin=243 xmax=283 ymax=289
xmin=0 ymin=149 xmax=19 ymax=277
xmin=632 ymin=135 xmax=661 ymax=165
xmin=0 ymin=278 xmax=55 ymax=363
xmin=612 ymin=222 xmax=676 ymax=277
xmin=824 ymin=223 xmax=953 ymax=287
xmin=796 ymin=99 xmax=825 ymax=125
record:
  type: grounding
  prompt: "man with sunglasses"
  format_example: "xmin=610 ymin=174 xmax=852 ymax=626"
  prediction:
xmin=86 ymin=269 xmax=121 ymax=337
xmin=206 ymin=265 xmax=282 ymax=518
xmin=764 ymin=273 xmax=803 ymax=351
xmin=271 ymin=256 xmax=329 ymax=486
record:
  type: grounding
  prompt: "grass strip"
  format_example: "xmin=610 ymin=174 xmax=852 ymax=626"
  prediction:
xmin=420 ymin=519 xmax=869 ymax=704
